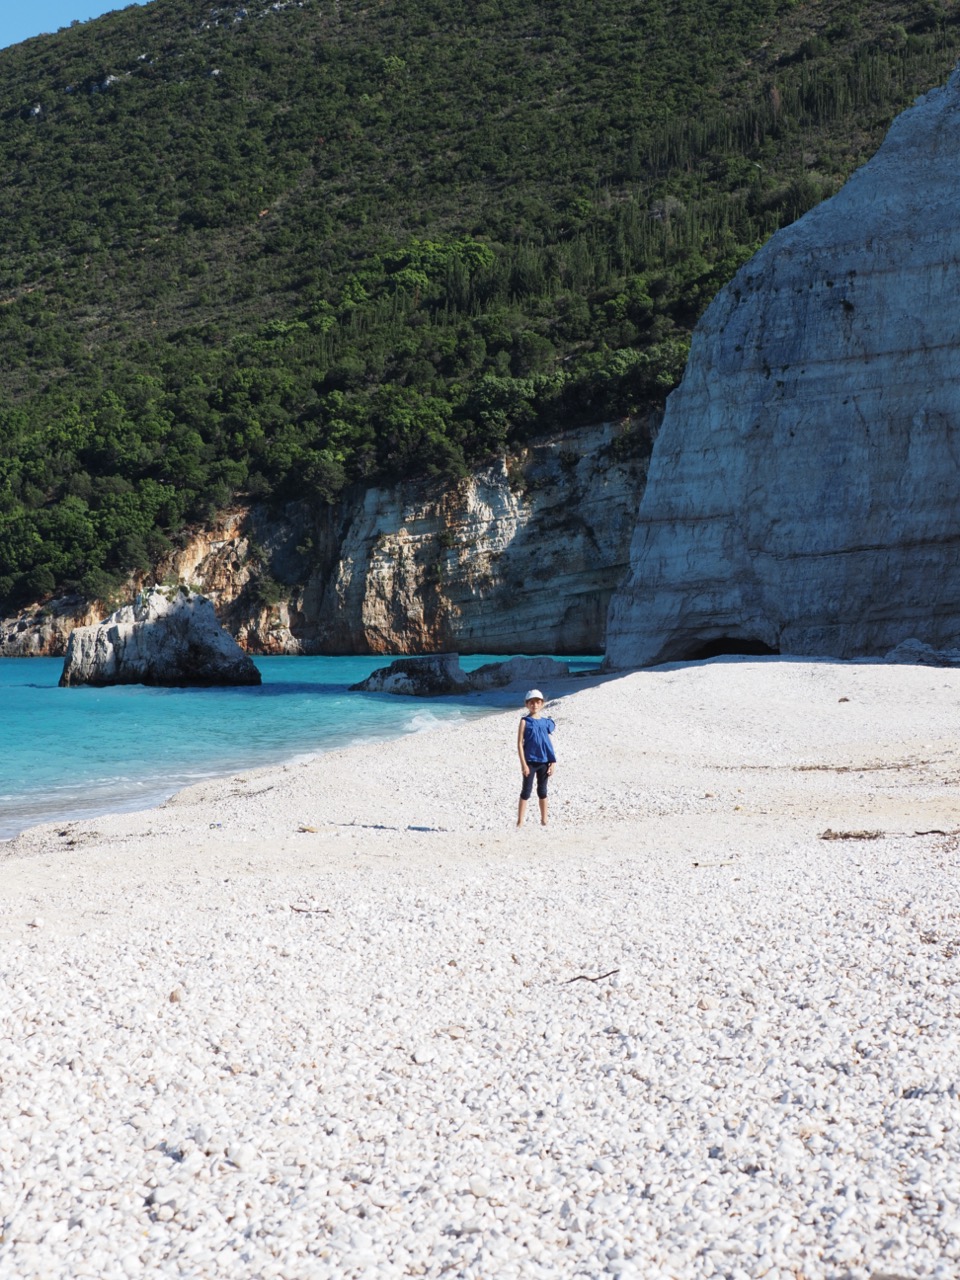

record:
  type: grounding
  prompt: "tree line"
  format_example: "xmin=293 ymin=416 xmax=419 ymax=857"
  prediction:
xmin=0 ymin=0 xmax=957 ymax=606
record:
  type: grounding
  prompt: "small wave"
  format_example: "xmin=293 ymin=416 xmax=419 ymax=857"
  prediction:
xmin=1 ymin=655 xmax=508 ymax=839
xmin=405 ymin=711 xmax=457 ymax=732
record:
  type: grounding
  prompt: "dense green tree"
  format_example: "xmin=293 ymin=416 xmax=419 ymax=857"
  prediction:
xmin=0 ymin=0 xmax=958 ymax=607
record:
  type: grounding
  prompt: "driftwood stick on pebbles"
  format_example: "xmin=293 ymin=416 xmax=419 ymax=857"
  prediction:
xmin=564 ymin=969 xmax=620 ymax=984
xmin=820 ymin=828 xmax=885 ymax=841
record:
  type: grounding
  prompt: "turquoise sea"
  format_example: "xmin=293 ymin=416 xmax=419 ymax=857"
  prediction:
xmin=0 ymin=655 xmax=600 ymax=841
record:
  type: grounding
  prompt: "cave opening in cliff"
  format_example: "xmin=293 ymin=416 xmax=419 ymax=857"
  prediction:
xmin=684 ymin=636 xmax=780 ymax=661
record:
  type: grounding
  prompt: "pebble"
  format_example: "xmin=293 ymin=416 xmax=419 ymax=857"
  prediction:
xmin=226 ymin=1144 xmax=257 ymax=1172
xmin=3 ymin=661 xmax=959 ymax=1278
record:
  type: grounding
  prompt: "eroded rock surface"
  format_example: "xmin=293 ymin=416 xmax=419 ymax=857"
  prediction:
xmin=0 ymin=597 xmax=101 ymax=658
xmin=3 ymin=419 xmax=651 ymax=658
xmin=883 ymin=638 xmax=960 ymax=667
xmin=607 ymin=71 xmax=960 ymax=669
xmin=155 ymin=420 xmax=649 ymax=655
xmin=296 ymin=420 xmax=650 ymax=655
xmin=352 ymin=654 xmax=570 ymax=696
xmin=351 ymin=654 xmax=470 ymax=696
xmin=59 ymin=587 xmax=261 ymax=687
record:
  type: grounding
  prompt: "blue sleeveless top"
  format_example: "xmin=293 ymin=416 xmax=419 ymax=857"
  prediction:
xmin=521 ymin=715 xmax=556 ymax=763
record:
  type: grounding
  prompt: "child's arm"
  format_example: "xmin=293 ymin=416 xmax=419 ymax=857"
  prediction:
xmin=517 ymin=719 xmax=529 ymax=774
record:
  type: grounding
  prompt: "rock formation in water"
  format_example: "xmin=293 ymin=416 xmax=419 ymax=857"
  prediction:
xmin=351 ymin=653 xmax=470 ymax=696
xmin=59 ymin=587 xmax=261 ymax=687
xmin=351 ymin=653 xmax=570 ymax=696
xmin=606 ymin=70 xmax=960 ymax=669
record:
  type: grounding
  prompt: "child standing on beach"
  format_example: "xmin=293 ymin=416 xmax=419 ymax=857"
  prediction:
xmin=517 ymin=688 xmax=556 ymax=827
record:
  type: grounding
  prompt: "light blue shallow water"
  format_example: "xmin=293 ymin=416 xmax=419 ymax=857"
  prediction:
xmin=0 ymin=655 xmax=599 ymax=840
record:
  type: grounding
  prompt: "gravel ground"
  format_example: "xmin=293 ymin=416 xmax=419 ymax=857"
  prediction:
xmin=2 ymin=657 xmax=959 ymax=1279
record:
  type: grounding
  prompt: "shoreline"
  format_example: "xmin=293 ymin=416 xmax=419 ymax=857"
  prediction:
xmin=0 ymin=664 xmax=616 ymax=858
xmin=4 ymin=655 xmax=959 ymax=927
xmin=0 ymin=697 xmax=501 ymax=846
xmin=2 ymin=654 xmax=603 ymax=843
xmin=3 ymin=657 xmax=959 ymax=1278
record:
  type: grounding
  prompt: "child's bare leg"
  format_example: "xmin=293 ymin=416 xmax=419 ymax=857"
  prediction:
xmin=539 ymin=797 xmax=548 ymax=825
xmin=517 ymin=798 xmax=527 ymax=827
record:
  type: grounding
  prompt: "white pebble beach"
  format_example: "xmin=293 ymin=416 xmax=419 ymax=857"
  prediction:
xmin=2 ymin=657 xmax=959 ymax=1280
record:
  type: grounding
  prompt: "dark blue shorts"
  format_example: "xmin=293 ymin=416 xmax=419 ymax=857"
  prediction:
xmin=521 ymin=761 xmax=551 ymax=800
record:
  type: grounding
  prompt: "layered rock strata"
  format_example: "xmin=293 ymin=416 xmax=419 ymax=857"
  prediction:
xmin=60 ymin=587 xmax=261 ymax=687
xmin=1 ymin=419 xmax=651 ymax=658
xmin=0 ymin=596 xmax=102 ymax=658
xmin=607 ymin=70 xmax=960 ymax=669
xmin=279 ymin=419 xmax=651 ymax=655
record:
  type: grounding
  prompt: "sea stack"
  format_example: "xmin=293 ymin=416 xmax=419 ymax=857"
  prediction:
xmin=606 ymin=70 xmax=960 ymax=668
xmin=59 ymin=587 xmax=261 ymax=687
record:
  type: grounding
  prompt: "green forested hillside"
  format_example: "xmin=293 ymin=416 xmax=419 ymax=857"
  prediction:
xmin=0 ymin=0 xmax=957 ymax=606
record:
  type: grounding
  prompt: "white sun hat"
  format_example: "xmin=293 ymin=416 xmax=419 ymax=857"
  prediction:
xmin=525 ymin=689 xmax=544 ymax=701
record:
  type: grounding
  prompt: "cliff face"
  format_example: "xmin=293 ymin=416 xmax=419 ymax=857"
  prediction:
xmin=292 ymin=420 xmax=650 ymax=654
xmin=2 ymin=419 xmax=651 ymax=656
xmin=0 ymin=514 xmax=261 ymax=658
xmin=606 ymin=71 xmax=960 ymax=669
xmin=0 ymin=598 xmax=102 ymax=658
xmin=257 ymin=418 xmax=651 ymax=654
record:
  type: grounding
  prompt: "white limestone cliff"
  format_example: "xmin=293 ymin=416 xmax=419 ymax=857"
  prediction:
xmin=0 ymin=596 xmax=102 ymax=658
xmin=606 ymin=70 xmax=960 ymax=669
xmin=292 ymin=419 xmax=650 ymax=655
xmin=3 ymin=419 xmax=650 ymax=658
xmin=59 ymin=587 xmax=261 ymax=686
xmin=151 ymin=419 xmax=650 ymax=655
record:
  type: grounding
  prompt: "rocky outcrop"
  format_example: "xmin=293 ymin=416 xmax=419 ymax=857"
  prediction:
xmin=151 ymin=418 xmax=651 ymax=655
xmin=351 ymin=653 xmax=470 ymax=696
xmin=351 ymin=654 xmax=569 ymax=696
xmin=3 ymin=419 xmax=651 ymax=659
xmin=0 ymin=513 xmax=263 ymax=659
xmin=606 ymin=70 xmax=960 ymax=669
xmin=59 ymin=587 xmax=261 ymax=687
xmin=2 ymin=418 xmax=651 ymax=658
xmin=0 ymin=596 xmax=101 ymax=657
xmin=279 ymin=418 xmax=652 ymax=655
xmin=466 ymin=655 xmax=570 ymax=692
xmin=883 ymin=639 xmax=960 ymax=667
